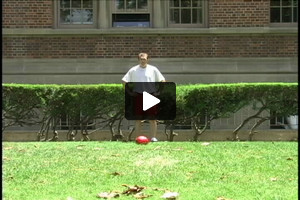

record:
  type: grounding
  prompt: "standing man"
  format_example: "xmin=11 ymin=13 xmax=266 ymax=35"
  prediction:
xmin=122 ymin=53 xmax=165 ymax=142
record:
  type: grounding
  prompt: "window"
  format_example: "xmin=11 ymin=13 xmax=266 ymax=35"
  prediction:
xmin=55 ymin=0 xmax=209 ymax=29
xmin=169 ymin=0 xmax=207 ymax=27
xmin=114 ymin=0 xmax=148 ymax=11
xmin=270 ymin=0 xmax=298 ymax=25
xmin=59 ymin=113 xmax=95 ymax=130
xmin=270 ymin=111 xmax=289 ymax=129
xmin=57 ymin=0 xmax=97 ymax=28
xmin=112 ymin=0 xmax=151 ymax=27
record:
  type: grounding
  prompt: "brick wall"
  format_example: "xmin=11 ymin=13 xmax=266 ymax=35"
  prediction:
xmin=2 ymin=0 xmax=297 ymax=59
xmin=209 ymin=0 xmax=270 ymax=27
xmin=2 ymin=0 xmax=53 ymax=28
xmin=3 ymin=35 xmax=297 ymax=59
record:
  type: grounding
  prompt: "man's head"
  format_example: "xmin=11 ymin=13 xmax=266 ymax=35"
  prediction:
xmin=138 ymin=53 xmax=148 ymax=67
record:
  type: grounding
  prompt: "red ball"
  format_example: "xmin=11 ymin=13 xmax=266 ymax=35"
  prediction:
xmin=136 ymin=136 xmax=150 ymax=144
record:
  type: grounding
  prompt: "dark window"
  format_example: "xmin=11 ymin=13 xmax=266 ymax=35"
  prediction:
xmin=59 ymin=113 xmax=95 ymax=130
xmin=115 ymin=0 xmax=148 ymax=10
xmin=112 ymin=14 xmax=150 ymax=27
xmin=169 ymin=0 xmax=204 ymax=26
xmin=270 ymin=111 xmax=289 ymax=129
xmin=270 ymin=0 xmax=298 ymax=23
xmin=112 ymin=0 xmax=150 ymax=28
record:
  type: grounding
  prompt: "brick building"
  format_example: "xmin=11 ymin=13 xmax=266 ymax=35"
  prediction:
xmin=2 ymin=0 xmax=298 ymax=133
xmin=2 ymin=0 xmax=298 ymax=84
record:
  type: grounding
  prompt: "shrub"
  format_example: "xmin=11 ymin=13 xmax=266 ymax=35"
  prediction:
xmin=2 ymin=83 xmax=298 ymax=141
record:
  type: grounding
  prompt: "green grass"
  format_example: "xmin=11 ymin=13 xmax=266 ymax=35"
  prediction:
xmin=3 ymin=141 xmax=298 ymax=200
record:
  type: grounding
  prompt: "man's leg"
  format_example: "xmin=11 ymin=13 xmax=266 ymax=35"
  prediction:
xmin=135 ymin=120 xmax=143 ymax=136
xmin=149 ymin=120 xmax=157 ymax=139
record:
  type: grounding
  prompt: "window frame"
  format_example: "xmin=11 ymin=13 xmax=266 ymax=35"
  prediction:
xmin=111 ymin=0 xmax=152 ymax=28
xmin=112 ymin=0 xmax=150 ymax=12
xmin=167 ymin=0 xmax=208 ymax=28
xmin=55 ymin=0 xmax=98 ymax=29
xmin=58 ymin=112 xmax=96 ymax=130
xmin=270 ymin=0 xmax=298 ymax=27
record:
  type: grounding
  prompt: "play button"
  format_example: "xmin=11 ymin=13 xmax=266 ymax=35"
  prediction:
xmin=125 ymin=82 xmax=176 ymax=120
xmin=143 ymin=91 xmax=160 ymax=111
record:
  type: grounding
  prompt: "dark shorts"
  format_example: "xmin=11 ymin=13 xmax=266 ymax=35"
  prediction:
xmin=134 ymin=93 xmax=158 ymax=119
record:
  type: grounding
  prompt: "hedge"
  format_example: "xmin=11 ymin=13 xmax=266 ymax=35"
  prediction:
xmin=2 ymin=83 xmax=298 ymax=141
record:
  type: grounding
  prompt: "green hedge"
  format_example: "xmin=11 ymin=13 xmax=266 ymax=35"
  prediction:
xmin=2 ymin=83 xmax=298 ymax=141
xmin=179 ymin=83 xmax=298 ymax=141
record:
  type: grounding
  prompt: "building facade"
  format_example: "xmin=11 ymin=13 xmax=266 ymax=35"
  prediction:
xmin=2 ymin=0 xmax=298 ymax=84
xmin=2 ymin=0 xmax=298 ymax=132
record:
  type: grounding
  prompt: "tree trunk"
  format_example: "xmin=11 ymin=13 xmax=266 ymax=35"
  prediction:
xmin=232 ymin=105 xmax=266 ymax=141
xmin=248 ymin=117 xmax=269 ymax=141
xmin=192 ymin=117 xmax=212 ymax=142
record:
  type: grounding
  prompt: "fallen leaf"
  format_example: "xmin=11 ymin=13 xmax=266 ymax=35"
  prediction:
xmin=122 ymin=184 xmax=146 ymax=195
xmin=219 ymin=175 xmax=228 ymax=180
xmin=153 ymin=188 xmax=168 ymax=192
xmin=76 ymin=145 xmax=85 ymax=150
xmin=94 ymin=147 xmax=104 ymax=150
xmin=161 ymin=192 xmax=179 ymax=199
xmin=201 ymin=142 xmax=211 ymax=146
xmin=216 ymin=197 xmax=233 ymax=200
xmin=133 ymin=192 xmax=152 ymax=199
xmin=286 ymin=157 xmax=293 ymax=160
xmin=38 ymin=180 xmax=47 ymax=184
xmin=111 ymin=172 xmax=122 ymax=176
xmin=270 ymin=177 xmax=278 ymax=181
xmin=4 ymin=147 xmax=13 ymax=150
xmin=74 ymin=168 xmax=85 ymax=171
xmin=3 ymin=157 xmax=10 ymax=161
xmin=173 ymin=148 xmax=184 ymax=151
xmin=153 ymin=146 xmax=162 ymax=150
xmin=97 ymin=192 xmax=120 ymax=199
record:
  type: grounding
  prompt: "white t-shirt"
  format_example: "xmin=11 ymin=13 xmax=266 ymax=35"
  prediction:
xmin=122 ymin=64 xmax=165 ymax=93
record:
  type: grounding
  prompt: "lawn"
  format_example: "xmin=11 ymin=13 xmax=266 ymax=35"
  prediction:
xmin=3 ymin=141 xmax=298 ymax=200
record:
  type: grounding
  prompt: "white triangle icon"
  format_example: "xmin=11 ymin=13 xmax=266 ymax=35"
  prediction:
xmin=143 ymin=91 xmax=160 ymax=111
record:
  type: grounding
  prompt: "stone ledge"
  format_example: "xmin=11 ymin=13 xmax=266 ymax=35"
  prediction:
xmin=3 ymin=57 xmax=298 ymax=74
xmin=3 ymin=27 xmax=298 ymax=36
